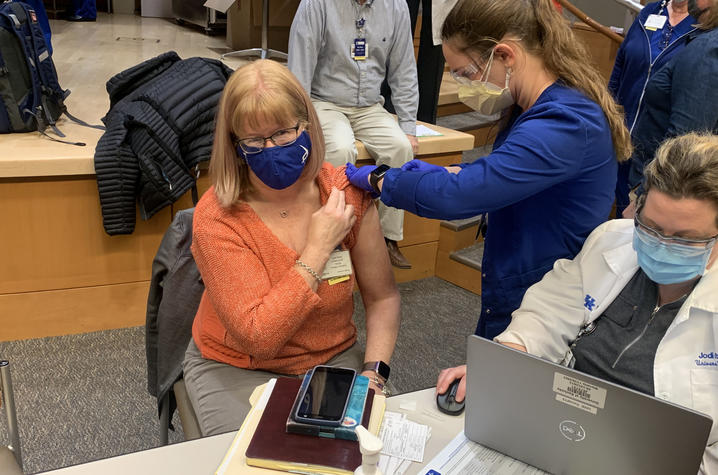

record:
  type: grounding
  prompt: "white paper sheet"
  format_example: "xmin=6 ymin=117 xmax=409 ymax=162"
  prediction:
xmin=418 ymin=431 xmax=548 ymax=475
xmin=416 ymin=124 xmax=443 ymax=137
xmin=379 ymin=429 xmax=431 ymax=475
xmin=379 ymin=411 xmax=430 ymax=463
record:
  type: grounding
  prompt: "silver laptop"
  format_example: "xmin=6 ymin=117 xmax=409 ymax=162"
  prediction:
xmin=465 ymin=335 xmax=713 ymax=475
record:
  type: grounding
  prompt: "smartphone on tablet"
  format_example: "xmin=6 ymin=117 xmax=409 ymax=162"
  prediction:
xmin=294 ymin=365 xmax=356 ymax=426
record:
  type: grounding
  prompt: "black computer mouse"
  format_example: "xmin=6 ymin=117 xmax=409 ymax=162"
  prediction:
xmin=436 ymin=377 xmax=465 ymax=416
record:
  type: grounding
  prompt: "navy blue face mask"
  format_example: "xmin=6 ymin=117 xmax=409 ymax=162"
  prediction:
xmin=237 ymin=131 xmax=312 ymax=190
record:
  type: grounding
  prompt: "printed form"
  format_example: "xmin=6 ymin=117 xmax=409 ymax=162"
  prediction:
xmin=419 ymin=431 xmax=548 ymax=475
xmin=378 ymin=411 xmax=432 ymax=475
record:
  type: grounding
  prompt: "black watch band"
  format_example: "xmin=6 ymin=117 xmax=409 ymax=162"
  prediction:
xmin=369 ymin=164 xmax=391 ymax=194
xmin=362 ymin=360 xmax=390 ymax=381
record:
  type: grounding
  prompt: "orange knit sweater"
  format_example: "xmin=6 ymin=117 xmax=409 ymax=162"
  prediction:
xmin=191 ymin=163 xmax=372 ymax=374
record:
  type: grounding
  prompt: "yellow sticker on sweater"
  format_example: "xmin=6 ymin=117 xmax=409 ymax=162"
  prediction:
xmin=328 ymin=275 xmax=351 ymax=285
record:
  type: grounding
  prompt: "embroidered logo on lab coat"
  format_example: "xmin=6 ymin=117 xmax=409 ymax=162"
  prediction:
xmin=583 ymin=295 xmax=596 ymax=311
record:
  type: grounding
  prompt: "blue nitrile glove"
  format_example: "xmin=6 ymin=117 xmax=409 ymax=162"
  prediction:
xmin=401 ymin=159 xmax=445 ymax=173
xmin=345 ymin=163 xmax=378 ymax=197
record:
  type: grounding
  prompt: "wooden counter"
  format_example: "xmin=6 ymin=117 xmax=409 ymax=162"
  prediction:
xmin=0 ymin=120 xmax=473 ymax=341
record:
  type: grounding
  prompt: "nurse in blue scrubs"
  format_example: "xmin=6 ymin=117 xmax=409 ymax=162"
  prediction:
xmin=347 ymin=0 xmax=633 ymax=340
xmin=608 ymin=0 xmax=696 ymax=217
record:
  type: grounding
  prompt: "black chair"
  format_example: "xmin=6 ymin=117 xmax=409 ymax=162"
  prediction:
xmin=146 ymin=208 xmax=203 ymax=444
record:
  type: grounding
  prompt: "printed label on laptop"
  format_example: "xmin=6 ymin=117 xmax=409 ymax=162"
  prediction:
xmin=553 ymin=373 xmax=607 ymax=415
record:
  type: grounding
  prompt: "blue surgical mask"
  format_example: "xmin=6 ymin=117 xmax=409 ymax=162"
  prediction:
xmin=238 ymin=131 xmax=311 ymax=190
xmin=632 ymin=227 xmax=712 ymax=284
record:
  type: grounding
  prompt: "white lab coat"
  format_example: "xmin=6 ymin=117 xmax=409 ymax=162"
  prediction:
xmin=498 ymin=219 xmax=718 ymax=474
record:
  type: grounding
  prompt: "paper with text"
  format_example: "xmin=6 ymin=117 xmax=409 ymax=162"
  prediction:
xmin=419 ymin=431 xmax=547 ymax=475
xmin=379 ymin=411 xmax=430 ymax=463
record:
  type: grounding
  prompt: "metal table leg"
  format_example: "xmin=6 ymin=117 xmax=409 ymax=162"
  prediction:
xmin=221 ymin=0 xmax=288 ymax=61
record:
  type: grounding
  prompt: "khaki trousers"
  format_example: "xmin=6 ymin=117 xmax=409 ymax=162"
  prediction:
xmin=313 ymin=101 xmax=414 ymax=241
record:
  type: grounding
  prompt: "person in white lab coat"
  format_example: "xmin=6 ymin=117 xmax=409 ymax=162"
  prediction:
xmin=438 ymin=132 xmax=718 ymax=474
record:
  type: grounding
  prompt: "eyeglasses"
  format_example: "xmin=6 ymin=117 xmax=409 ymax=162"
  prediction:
xmin=449 ymin=47 xmax=496 ymax=85
xmin=450 ymin=61 xmax=481 ymax=85
xmin=634 ymin=213 xmax=718 ymax=250
xmin=236 ymin=123 xmax=301 ymax=154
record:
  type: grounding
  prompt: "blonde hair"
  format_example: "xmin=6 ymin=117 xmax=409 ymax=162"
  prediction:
xmin=441 ymin=0 xmax=633 ymax=161
xmin=644 ymin=132 xmax=718 ymax=226
xmin=696 ymin=0 xmax=718 ymax=30
xmin=210 ymin=60 xmax=325 ymax=207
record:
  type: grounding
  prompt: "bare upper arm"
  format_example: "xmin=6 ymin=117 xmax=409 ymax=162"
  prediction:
xmin=350 ymin=202 xmax=399 ymax=303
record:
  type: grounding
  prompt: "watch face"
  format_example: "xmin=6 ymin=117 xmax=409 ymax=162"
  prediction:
xmin=363 ymin=361 xmax=390 ymax=380
xmin=369 ymin=165 xmax=391 ymax=193
xmin=373 ymin=164 xmax=391 ymax=177
xmin=377 ymin=361 xmax=390 ymax=380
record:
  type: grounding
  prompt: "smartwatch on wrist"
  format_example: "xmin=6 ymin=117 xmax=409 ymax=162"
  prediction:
xmin=369 ymin=164 xmax=391 ymax=194
xmin=362 ymin=360 xmax=390 ymax=382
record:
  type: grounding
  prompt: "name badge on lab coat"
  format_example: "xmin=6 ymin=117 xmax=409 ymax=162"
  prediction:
xmin=645 ymin=14 xmax=667 ymax=31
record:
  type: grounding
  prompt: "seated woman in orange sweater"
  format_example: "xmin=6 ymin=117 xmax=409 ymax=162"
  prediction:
xmin=183 ymin=59 xmax=401 ymax=436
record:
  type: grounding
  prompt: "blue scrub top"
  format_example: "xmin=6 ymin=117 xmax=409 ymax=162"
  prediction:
xmin=381 ymin=82 xmax=617 ymax=339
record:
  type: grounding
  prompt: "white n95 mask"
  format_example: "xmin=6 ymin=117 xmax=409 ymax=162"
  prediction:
xmin=457 ymin=50 xmax=514 ymax=116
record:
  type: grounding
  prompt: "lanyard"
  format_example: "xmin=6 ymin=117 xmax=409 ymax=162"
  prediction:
xmin=353 ymin=1 xmax=367 ymax=36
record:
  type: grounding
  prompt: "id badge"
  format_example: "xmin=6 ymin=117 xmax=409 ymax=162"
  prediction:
xmin=645 ymin=14 xmax=667 ymax=31
xmin=351 ymin=38 xmax=367 ymax=61
xmin=321 ymin=249 xmax=352 ymax=284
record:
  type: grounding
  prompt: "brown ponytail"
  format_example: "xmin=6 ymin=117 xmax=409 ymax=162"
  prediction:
xmin=442 ymin=0 xmax=633 ymax=161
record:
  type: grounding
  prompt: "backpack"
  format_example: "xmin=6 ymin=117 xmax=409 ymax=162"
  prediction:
xmin=0 ymin=0 xmax=101 ymax=143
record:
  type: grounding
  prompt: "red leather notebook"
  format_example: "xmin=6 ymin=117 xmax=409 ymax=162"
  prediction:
xmin=245 ymin=377 xmax=374 ymax=474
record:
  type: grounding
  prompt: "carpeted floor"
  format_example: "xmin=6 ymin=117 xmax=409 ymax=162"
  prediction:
xmin=0 ymin=276 xmax=480 ymax=474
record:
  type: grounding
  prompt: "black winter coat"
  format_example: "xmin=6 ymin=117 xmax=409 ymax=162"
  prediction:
xmin=94 ymin=51 xmax=232 ymax=235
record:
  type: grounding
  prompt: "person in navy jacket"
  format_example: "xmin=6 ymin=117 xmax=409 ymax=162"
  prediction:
xmin=626 ymin=0 xmax=718 ymax=208
xmin=609 ymin=0 xmax=696 ymax=217
xmin=346 ymin=0 xmax=632 ymax=340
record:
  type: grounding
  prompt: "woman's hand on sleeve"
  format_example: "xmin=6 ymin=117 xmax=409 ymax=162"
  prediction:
xmin=297 ymin=187 xmax=356 ymax=289
xmin=308 ymin=187 xmax=356 ymax=254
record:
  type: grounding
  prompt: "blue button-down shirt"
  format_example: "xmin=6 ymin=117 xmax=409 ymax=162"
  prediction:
xmin=288 ymin=0 xmax=418 ymax=135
